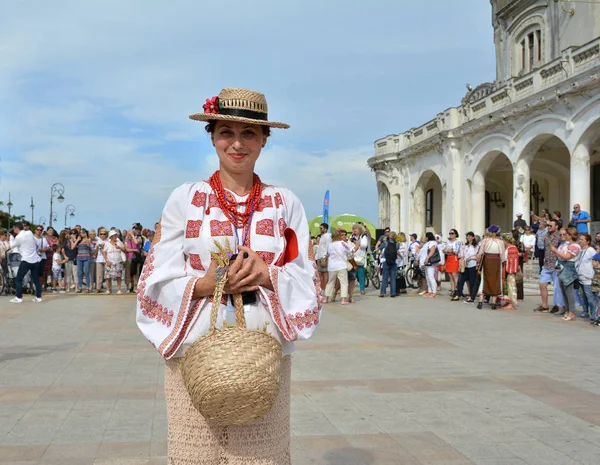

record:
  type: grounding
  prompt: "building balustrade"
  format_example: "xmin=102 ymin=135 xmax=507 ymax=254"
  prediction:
xmin=371 ymin=36 xmax=600 ymax=161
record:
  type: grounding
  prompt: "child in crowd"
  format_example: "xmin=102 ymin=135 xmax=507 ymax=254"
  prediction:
xmin=52 ymin=244 xmax=67 ymax=293
xmin=590 ymin=253 xmax=600 ymax=326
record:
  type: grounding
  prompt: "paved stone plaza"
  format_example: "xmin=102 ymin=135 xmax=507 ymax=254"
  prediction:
xmin=1 ymin=291 xmax=600 ymax=465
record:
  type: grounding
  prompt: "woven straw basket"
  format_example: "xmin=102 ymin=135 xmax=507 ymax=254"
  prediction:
xmin=180 ymin=293 xmax=282 ymax=426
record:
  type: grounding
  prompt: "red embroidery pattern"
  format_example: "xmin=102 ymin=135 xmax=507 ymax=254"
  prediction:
xmin=139 ymin=295 xmax=174 ymax=327
xmin=256 ymin=219 xmax=275 ymax=237
xmin=137 ymin=217 xmax=205 ymax=360
xmin=185 ymin=220 xmax=202 ymax=238
xmin=256 ymin=251 xmax=275 ymax=265
xmin=137 ymin=252 xmax=155 ymax=298
xmin=274 ymin=192 xmax=283 ymax=208
xmin=224 ymin=191 xmax=236 ymax=204
xmin=266 ymin=267 xmax=296 ymax=341
xmin=278 ymin=218 xmax=287 ymax=236
xmin=288 ymin=307 xmax=320 ymax=331
xmin=161 ymin=277 xmax=203 ymax=359
xmin=191 ymin=191 xmax=207 ymax=208
xmin=208 ymin=193 xmax=220 ymax=209
xmin=189 ymin=253 xmax=205 ymax=271
xmin=210 ymin=220 xmax=233 ymax=237
xmin=258 ymin=195 xmax=273 ymax=211
xmin=137 ymin=243 xmax=174 ymax=327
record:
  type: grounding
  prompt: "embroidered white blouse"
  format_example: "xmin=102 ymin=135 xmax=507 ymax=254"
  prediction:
xmin=136 ymin=182 xmax=323 ymax=360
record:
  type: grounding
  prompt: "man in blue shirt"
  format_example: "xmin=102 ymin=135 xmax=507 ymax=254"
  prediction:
xmin=571 ymin=204 xmax=591 ymax=234
xmin=143 ymin=231 xmax=154 ymax=257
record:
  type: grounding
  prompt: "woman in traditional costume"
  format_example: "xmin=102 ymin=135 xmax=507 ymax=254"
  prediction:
xmin=136 ymin=88 xmax=322 ymax=464
xmin=511 ymin=229 xmax=525 ymax=301
xmin=496 ymin=233 xmax=519 ymax=309
xmin=476 ymin=225 xmax=506 ymax=310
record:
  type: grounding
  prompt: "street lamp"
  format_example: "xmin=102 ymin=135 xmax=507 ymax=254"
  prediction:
xmin=6 ymin=193 xmax=13 ymax=229
xmin=39 ymin=216 xmax=47 ymax=226
xmin=50 ymin=183 xmax=65 ymax=228
xmin=30 ymin=197 xmax=35 ymax=225
xmin=65 ymin=204 xmax=75 ymax=228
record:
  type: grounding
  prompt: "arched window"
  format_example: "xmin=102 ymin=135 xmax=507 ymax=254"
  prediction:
xmin=517 ymin=27 xmax=542 ymax=74
xmin=426 ymin=189 xmax=433 ymax=226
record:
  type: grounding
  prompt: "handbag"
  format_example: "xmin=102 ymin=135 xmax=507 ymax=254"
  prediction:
xmin=318 ymin=256 xmax=328 ymax=268
xmin=348 ymin=258 xmax=358 ymax=271
xmin=427 ymin=244 xmax=441 ymax=265
xmin=354 ymin=254 xmax=366 ymax=267
xmin=180 ymin=243 xmax=282 ymax=426
xmin=459 ymin=258 xmax=466 ymax=273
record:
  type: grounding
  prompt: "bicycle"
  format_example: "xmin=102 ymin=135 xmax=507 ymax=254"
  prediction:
xmin=404 ymin=257 xmax=422 ymax=289
xmin=0 ymin=266 xmax=6 ymax=295
xmin=365 ymin=253 xmax=380 ymax=290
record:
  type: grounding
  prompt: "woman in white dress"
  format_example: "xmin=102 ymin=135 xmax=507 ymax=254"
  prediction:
xmin=521 ymin=226 xmax=537 ymax=280
xmin=136 ymin=88 xmax=322 ymax=464
xmin=422 ymin=232 xmax=439 ymax=298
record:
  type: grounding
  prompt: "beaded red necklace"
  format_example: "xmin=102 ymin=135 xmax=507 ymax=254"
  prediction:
xmin=207 ymin=171 xmax=263 ymax=229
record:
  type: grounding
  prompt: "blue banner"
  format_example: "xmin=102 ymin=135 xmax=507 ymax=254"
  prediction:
xmin=323 ymin=190 xmax=330 ymax=227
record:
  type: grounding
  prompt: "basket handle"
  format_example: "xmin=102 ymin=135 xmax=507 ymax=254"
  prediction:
xmin=208 ymin=278 xmax=246 ymax=333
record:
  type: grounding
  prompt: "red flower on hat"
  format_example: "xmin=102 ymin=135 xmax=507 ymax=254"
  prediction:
xmin=203 ymin=96 xmax=219 ymax=114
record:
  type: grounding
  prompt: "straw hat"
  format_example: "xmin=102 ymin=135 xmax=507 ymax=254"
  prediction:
xmin=189 ymin=88 xmax=289 ymax=129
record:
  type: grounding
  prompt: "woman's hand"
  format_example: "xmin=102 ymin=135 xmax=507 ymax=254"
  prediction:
xmin=106 ymin=260 xmax=112 ymax=266
xmin=225 ymin=246 xmax=272 ymax=293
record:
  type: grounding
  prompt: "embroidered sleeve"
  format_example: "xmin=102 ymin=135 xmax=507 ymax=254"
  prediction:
xmin=257 ymin=188 xmax=322 ymax=342
xmin=136 ymin=183 xmax=205 ymax=359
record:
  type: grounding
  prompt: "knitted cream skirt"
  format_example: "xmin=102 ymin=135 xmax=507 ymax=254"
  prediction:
xmin=164 ymin=356 xmax=291 ymax=465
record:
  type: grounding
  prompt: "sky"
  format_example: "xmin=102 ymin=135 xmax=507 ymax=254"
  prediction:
xmin=0 ymin=0 xmax=496 ymax=231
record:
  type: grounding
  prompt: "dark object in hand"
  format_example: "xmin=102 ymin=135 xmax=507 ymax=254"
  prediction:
xmin=230 ymin=291 xmax=257 ymax=306
xmin=228 ymin=252 xmax=256 ymax=305
xmin=229 ymin=252 xmax=249 ymax=261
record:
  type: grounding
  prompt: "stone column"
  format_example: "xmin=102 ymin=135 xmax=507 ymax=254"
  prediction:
xmin=472 ymin=170 xmax=486 ymax=235
xmin=401 ymin=185 xmax=410 ymax=234
xmin=465 ymin=179 xmax=472 ymax=232
xmin=513 ymin=158 xmax=530 ymax=225
xmin=390 ymin=194 xmax=400 ymax=233
xmin=444 ymin=143 xmax=464 ymax=234
xmin=378 ymin=187 xmax=384 ymax=228
xmin=413 ymin=184 xmax=426 ymax=237
xmin=571 ymin=143 xmax=591 ymax=213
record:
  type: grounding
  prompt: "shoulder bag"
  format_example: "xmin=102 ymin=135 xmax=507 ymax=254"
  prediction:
xmin=427 ymin=243 xmax=441 ymax=265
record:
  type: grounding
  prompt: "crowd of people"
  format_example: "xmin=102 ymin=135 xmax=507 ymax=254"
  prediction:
xmin=0 ymin=221 xmax=157 ymax=303
xmin=311 ymin=204 xmax=600 ymax=325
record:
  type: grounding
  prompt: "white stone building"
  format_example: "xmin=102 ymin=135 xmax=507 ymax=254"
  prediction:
xmin=368 ymin=0 xmax=600 ymax=236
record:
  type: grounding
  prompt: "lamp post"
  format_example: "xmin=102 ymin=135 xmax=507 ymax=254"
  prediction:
xmin=65 ymin=205 xmax=75 ymax=228
xmin=39 ymin=216 xmax=47 ymax=226
xmin=30 ymin=197 xmax=35 ymax=225
xmin=6 ymin=193 xmax=13 ymax=229
xmin=50 ymin=212 xmax=58 ymax=227
xmin=50 ymin=183 xmax=65 ymax=228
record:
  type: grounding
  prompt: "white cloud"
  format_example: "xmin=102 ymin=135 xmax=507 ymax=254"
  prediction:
xmin=0 ymin=0 xmax=495 ymax=229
